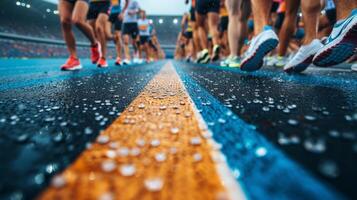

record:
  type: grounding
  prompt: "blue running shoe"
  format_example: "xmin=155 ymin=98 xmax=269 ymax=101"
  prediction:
xmin=241 ymin=26 xmax=279 ymax=72
xmin=313 ymin=9 xmax=357 ymax=67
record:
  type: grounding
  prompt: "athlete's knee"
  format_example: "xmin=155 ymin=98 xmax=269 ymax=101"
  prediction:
xmin=60 ymin=17 xmax=72 ymax=28
xmin=123 ymin=36 xmax=130 ymax=45
xmin=72 ymin=17 xmax=86 ymax=27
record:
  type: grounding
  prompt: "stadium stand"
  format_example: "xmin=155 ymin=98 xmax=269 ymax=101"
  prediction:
xmin=0 ymin=0 xmax=180 ymax=58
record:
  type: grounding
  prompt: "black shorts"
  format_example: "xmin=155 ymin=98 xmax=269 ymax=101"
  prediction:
xmin=65 ymin=0 xmax=89 ymax=4
xmin=274 ymin=12 xmax=285 ymax=30
xmin=271 ymin=2 xmax=279 ymax=13
xmin=219 ymin=16 xmax=228 ymax=32
xmin=183 ymin=31 xmax=193 ymax=39
xmin=148 ymin=39 xmax=158 ymax=51
xmin=109 ymin=13 xmax=122 ymax=31
xmin=326 ymin=9 xmax=337 ymax=25
xmin=87 ymin=1 xmax=110 ymax=20
xmin=123 ymin=22 xmax=139 ymax=39
xmin=139 ymin=36 xmax=150 ymax=45
xmin=190 ymin=7 xmax=196 ymax=21
xmin=196 ymin=0 xmax=220 ymax=15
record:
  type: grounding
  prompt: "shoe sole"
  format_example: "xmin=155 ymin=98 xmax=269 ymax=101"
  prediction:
xmin=197 ymin=53 xmax=209 ymax=64
xmin=98 ymin=64 xmax=108 ymax=68
xmin=284 ymin=55 xmax=314 ymax=73
xmin=313 ymin=23 xmax=357 ymax=67
xmin=241 ymin=39 xmax=279 ymax=72
xmin=211 ymin=46 xmax=220 ymax=62
xmin=198 ymin=55 xmax=210 ymax=64
xmin=61 ymin=65 xmax=82 ymax=71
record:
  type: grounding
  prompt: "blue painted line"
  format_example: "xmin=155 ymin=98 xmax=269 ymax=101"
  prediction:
xmin=0 ymin=60 xmax=165 ymax=92
xmin=173 ymin=61 xmax=345 ymax=200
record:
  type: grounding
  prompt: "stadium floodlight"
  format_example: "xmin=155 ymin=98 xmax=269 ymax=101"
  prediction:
xmin=16 ymin=1 xmax=21 ymax=6
xmin=173 ymin=18 xmax=178 ymax=24
xmin=26 ymin=4 xmax=30 ymax=8
xmin=158 ymin=19 xmax=164 ymax=24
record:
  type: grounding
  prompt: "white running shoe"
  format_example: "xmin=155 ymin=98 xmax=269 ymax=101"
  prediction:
xmin=197 ymin=49 xmax=210 ymax=64
xmin=284 ymin=39 xmax=323 ymax=73
xmin=122 ymin=59 xmax=131 ymax=65
xmin=351 ymin=63 xmax=357 ymax=72
xmin=313 ymin=9 xmax=357 ymax=67
xmin=241 ymin=26 xmax=279 ymax=72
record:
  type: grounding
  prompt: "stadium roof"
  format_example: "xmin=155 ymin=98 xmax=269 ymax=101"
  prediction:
xmin=42 ymin=0 xmax=189 ymax=16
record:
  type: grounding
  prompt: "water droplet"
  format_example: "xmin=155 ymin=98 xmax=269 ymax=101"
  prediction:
xmin=99 ymin=192 xmax=114 ymax=200
xmin=190 ymin=137 xmax=201 ymax=145
xmin=218 ymin=118 xmax=226 ymax=124
xmin=136 ymin=139 xmax=146 ymax=147
xmin=97 ymin=135 xmax=110 ymax=144
xmin=144 ymin=178 xmax=164 ymax=192
xmin=262 ymin=106 xmax=270 ymax=112
xmin=51 ymin=175 xmax=66 ymax=188
xmin=138 ymin=103 xmax=145 ymax=109
xmin=34 ymin=173 xmax=45 ymax=185
xmin=170 ymin=127 xmax=179 ymax=135
xmin=52 ymin=132 xmax=64 ymax=143
xmin=193 ymin=153 xmax=202 ymax=162
xmin=319 ymin=160 xmax=339 ymax=178
xmin=255 ymin=147 xmax=267 ymax=157
xmin=287 ymin=119 xmax=299 ymax=126
xmin=120 ymin=164 xmax=136 ymax=176
xmin=150 ymin=139 xmax=160 ymax=147
xmin=130 ymin=147 xmax=141 ymax=156
xmin=106 ymin=150 xmax=117 ymax=158
xmin=16 ymin=134 xmax=28 ymax=143
xmin=305 ymin=115 xmax=317 ymax=121
xmin=304 ymin=138 xmax=326 ymax=153
xmin=117 ymin=147 xmax=129 ymax=157
xmin=84 ymin=127 xmax=93 ymax=135
xmin=101 ymin=160 xmax=116 ymax=172
xmin=232 ymin=169 xmax=241 ymax=179
xmin=155 ymin=152 xmax=167 ymax=162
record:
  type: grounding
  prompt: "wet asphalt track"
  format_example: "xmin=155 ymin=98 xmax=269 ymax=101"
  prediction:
xmin=0 ymin=59 xmax=356 ymax=199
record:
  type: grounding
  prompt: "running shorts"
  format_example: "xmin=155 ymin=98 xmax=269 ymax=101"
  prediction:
xmin=87 ymin=1 xmax=110 ymax=20
xmin=122 ymin=22 xmax=139 ymax=39
xmin=219 ymin=16 xmax=229 ymax=32
xmin=196 ymin=0 xmax=220 ymax=15
xmin=109 ymin=13 xmax=122 ymax=31
xmin=139 ymin=36 xmax=150 ymax=45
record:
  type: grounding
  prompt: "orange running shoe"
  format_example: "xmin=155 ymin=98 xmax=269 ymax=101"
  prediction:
xmin=115 ymin=57 xmax=122 ymax=66
xmin=61 ymin=56 xmax=82 ymax=71
xmin=97 ymin=57 xmax=108 ymax=68
xmin=91 ymin=42 xmax=101 ymax=64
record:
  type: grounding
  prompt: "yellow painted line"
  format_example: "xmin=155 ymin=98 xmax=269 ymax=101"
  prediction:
xmin=38 ymin=61 xmax=246 ymax=200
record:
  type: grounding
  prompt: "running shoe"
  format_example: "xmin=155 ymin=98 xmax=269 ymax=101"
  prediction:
xmin=91 ymin=42 xmax=102 ymax=64
xmin=351 ymin=63 xmax=357 ymax=72
xmin=61 ymin=56 xmax=82 ymax=71
xmin=220 ymin=56 xmax=240 ymax=68
xmin=284 ymin=39 xmax=323 ymax=73
xmin=241 ymin=26 xmax=279 ymax=72
xmin=196 ymin=49 xmax=210 ymax=64
xmin=313 ymin=9 xmax=357 ymax=67
xmin=265 ymin=56 xmax=288 ymax=68
xmin=123 ymin=59 xmax=131 ymax=65
xmin=115 ymin=57 xmax=122 ymax=66
xmin=97 ymin=57 xmax=108 ymax=68
xmin=211 ymin=45 xmax=221 ymax=62
xmin=275 ymin=56 xmax=289 ymax=68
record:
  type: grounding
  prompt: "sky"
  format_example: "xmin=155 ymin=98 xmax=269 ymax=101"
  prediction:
xmin=43 ymin=0 xmax=190 ymax=16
